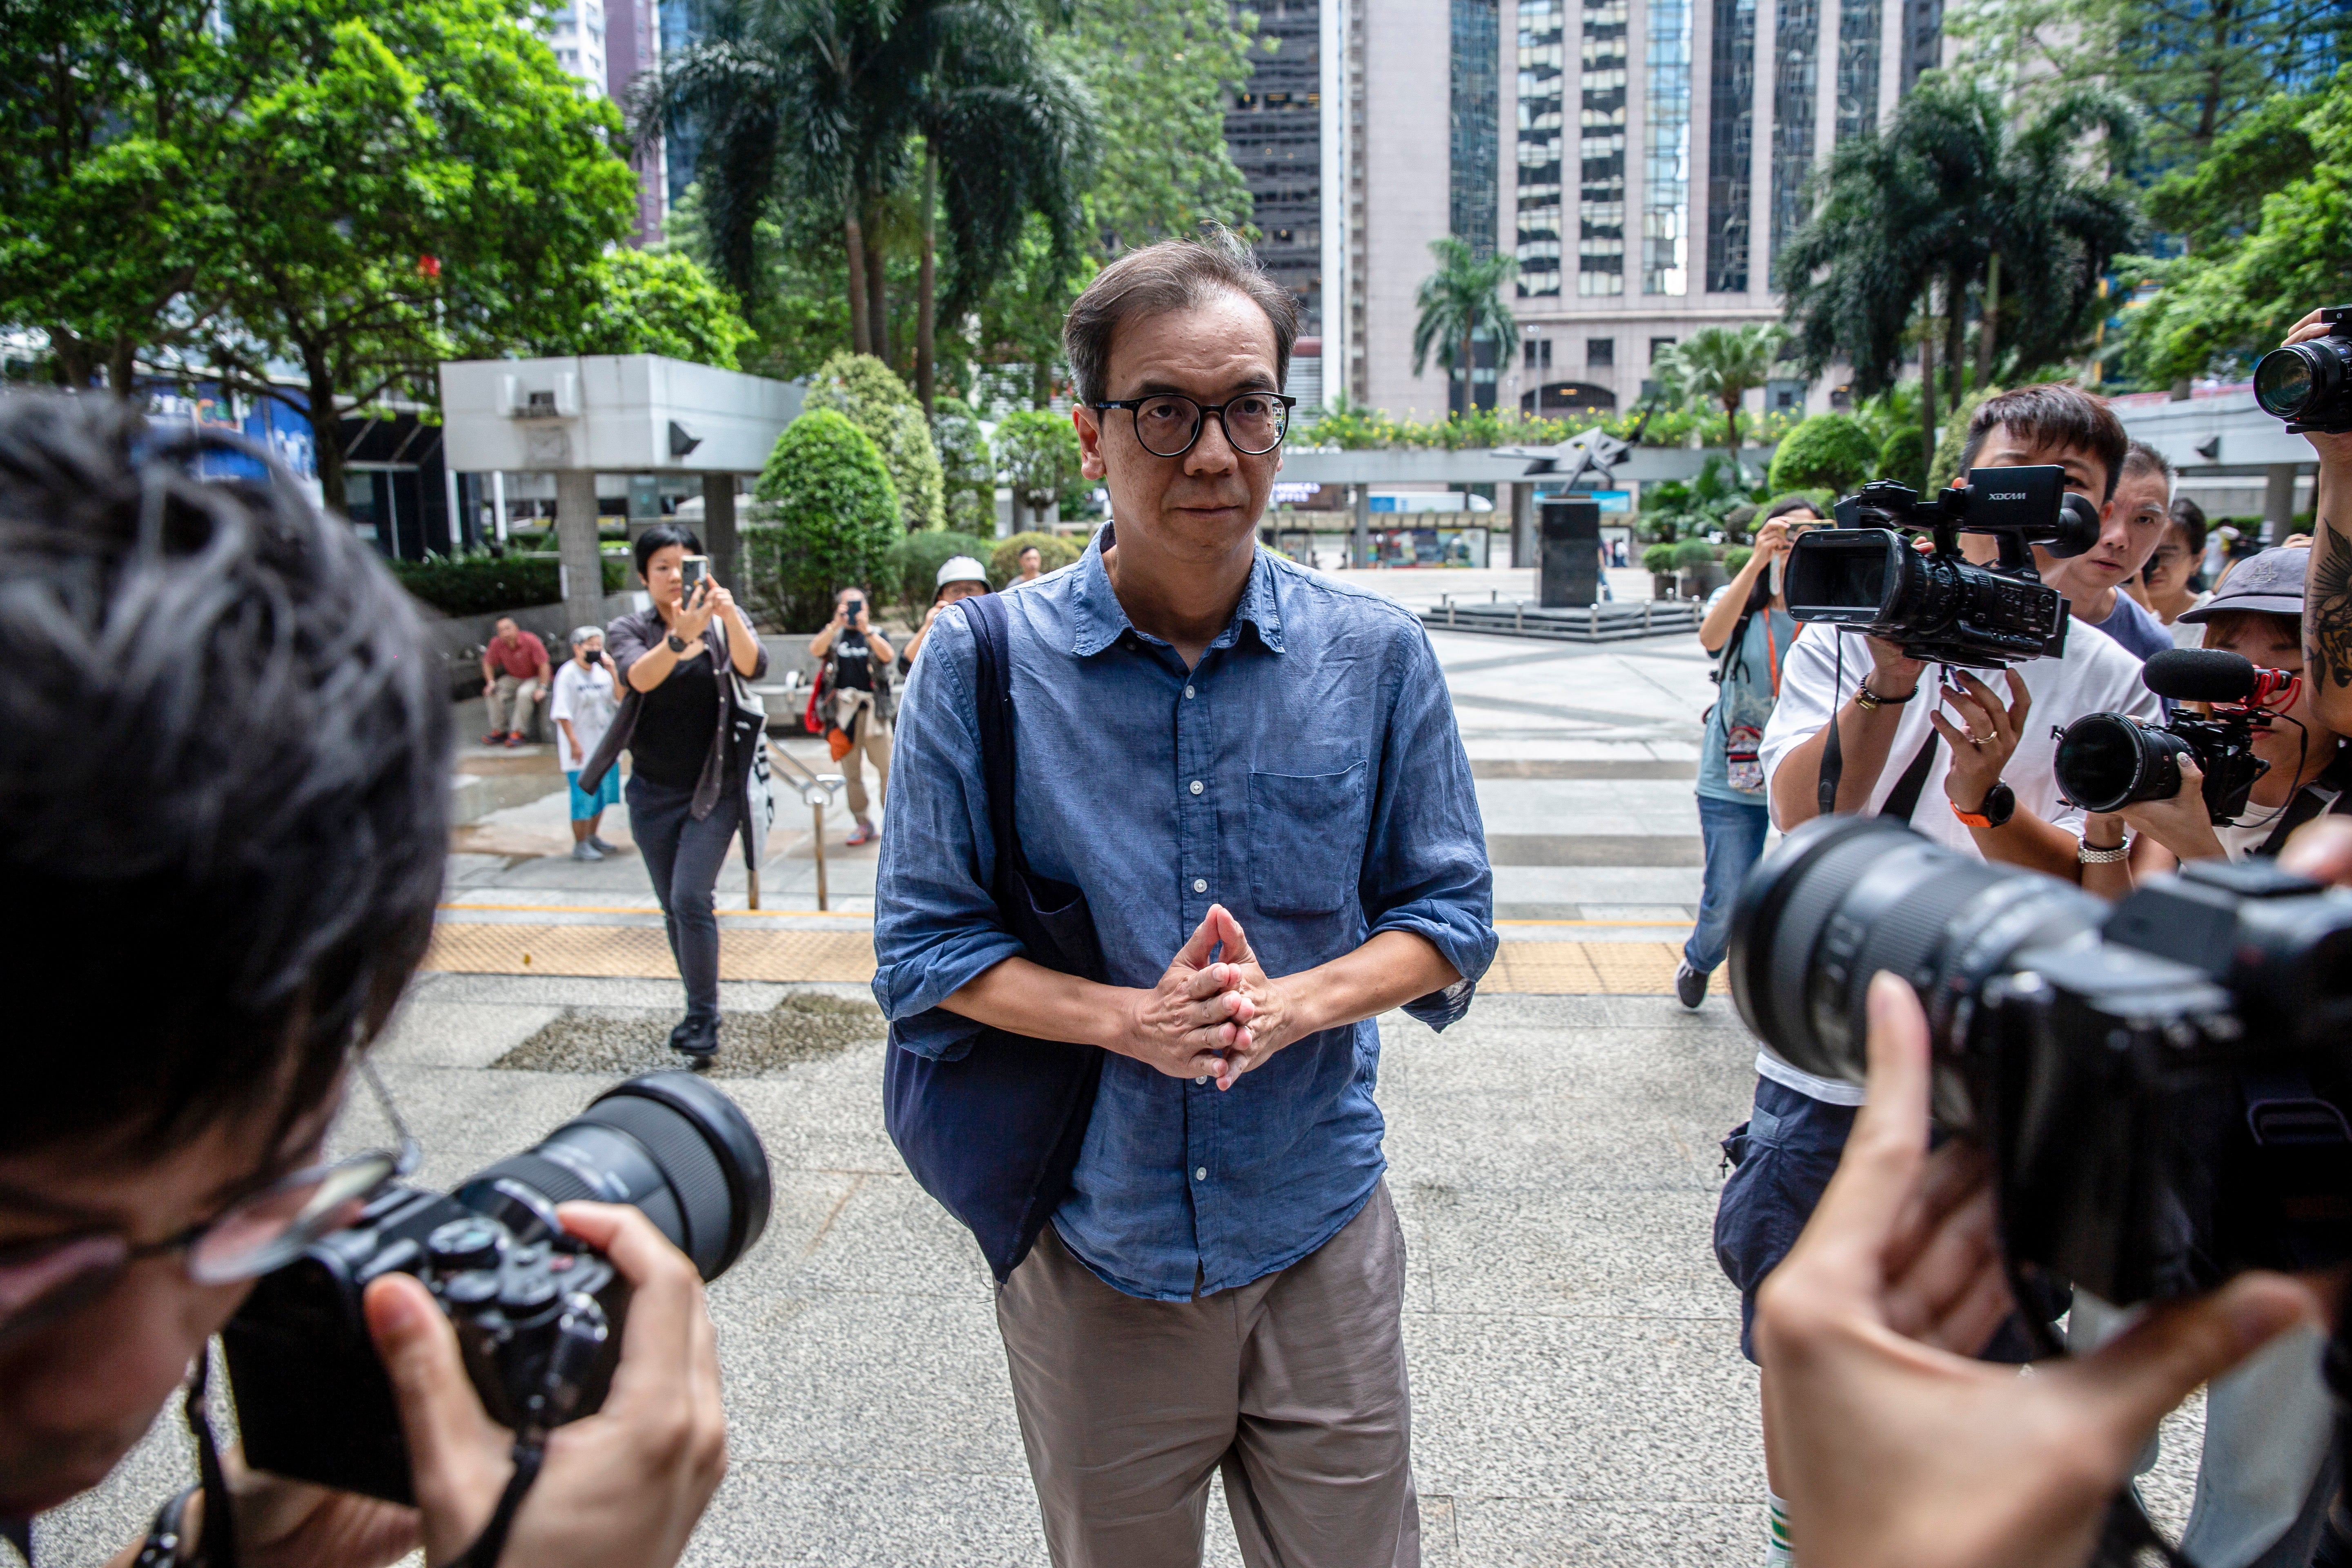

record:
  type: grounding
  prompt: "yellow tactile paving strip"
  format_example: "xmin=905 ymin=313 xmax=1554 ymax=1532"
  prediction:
xmin=423 ymin=923 xmax=1730 ymax=996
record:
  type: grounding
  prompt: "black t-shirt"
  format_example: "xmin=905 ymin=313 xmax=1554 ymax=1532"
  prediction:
xmin=630 ymin=648 xmax=719 ymax=788
xmin=829 ymin=628 xmax=875 ymax=692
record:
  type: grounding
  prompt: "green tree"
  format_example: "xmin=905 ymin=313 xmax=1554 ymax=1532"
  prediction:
xmin=750 ymin=408 xmax=901 ymax=628
xmin=803 ymin=351 xmax=945 ymax=528
xmin=2117 ymin=69 xmax=2352 ymax=385
xmin=931 ymin=397 xmax=996 ymax=533
xmin=1768 ymin=413 xmax=1879 ymax=494
xmin=1659 ymin=323 xmax=1786 ymax=468
xmin=1410 ymin=237 xmax=1519 ymax=416
xmin=565 ymin=249 xmax=757 ymax=366
xmin=1054 ymin=0 xmax=1258 ymax=251
xmin=996 ymin=408 xmax=1082 ymax=529
xmin=1878 ymin=426 xmax=1929 ymax=490
xmin=192 ymin=0 xmax=637 ymax=506
xmin=644 ymin=0 xmax=1094 ymax=409
xmin=1951 ymin=0 xmax=2348 ymax=169
xmin=885 ymin=528 xmax=997 ymax=613
xmin=1778 ymin=78 xmax=2139 ymax=464
xmin=0 ymin=0 xmax=230 ymax=390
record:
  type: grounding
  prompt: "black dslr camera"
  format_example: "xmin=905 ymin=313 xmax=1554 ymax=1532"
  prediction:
xmin=1782 ymin=466 xmax=2104 ymax=667
xmin=2053 ymin=648 xmax=2298 ymax=821
xmin=223 ymin=1072 xmax=771 ymax=1503
xmin=1731 ymin=814 xmax=2352 ymax=1308
xmin=2254 ymin=305 xmax=2352 ymax=434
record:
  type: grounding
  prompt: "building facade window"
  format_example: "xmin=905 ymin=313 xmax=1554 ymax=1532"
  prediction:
xmin=1587 ymin=337 xmax=1615 ymax=365
xmin=1900 ymin=0 xmax=1942 ymax=94
xmin=1642 ymin=0 xmax=1691 ymax=294
xmin=1452 ymin=0 xmax=1501 ymax=258
xmin=1578 ymin=0 xmax=1629 ymax=295
xmin=1516 ymin=0 xmax=1567 ymax=296
xmin=1769 ymin=0 xmax=1819 ymax=285
xmin=1704 ymin=0 xmax=1755 ymax=292
xmin=1836 ymin=0 xmax=1882 ymax=143
xmin=1226 ymin=0 xmax=1322 ymax=332
xmin=1526 ymin=338 xmax=1555 ymax=369
xmin=1650 ymin=335 xmax=1677 ymax=361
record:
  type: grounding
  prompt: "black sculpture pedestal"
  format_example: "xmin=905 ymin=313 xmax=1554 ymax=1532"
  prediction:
xmin=1539 ymin=496 xmax=1601 ymax=608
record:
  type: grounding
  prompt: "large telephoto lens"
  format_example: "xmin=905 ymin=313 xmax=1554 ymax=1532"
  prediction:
xmin=2254 ymin=343 xmax=2326 ymax=419
xmin=454 ymin=1071 xmax=772 ymax=1280
xmin=1727 ymin=817 xmax=2104 ymax=1117
xmin=2052 ymin=713 xmax=2191 ymax=814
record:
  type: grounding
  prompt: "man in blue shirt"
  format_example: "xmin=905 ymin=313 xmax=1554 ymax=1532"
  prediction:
xmin=873 ymin=231 xmax=1495 ymax=1568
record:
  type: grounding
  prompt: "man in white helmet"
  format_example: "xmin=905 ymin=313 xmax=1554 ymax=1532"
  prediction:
xmin=899 ymin=554 xmax=993 ymax=669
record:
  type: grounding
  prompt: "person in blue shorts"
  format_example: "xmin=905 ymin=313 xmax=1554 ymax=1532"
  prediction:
xmin=551 ymin=625 xmax=626 ymax=860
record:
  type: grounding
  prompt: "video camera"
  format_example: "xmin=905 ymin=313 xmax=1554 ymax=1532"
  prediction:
xmin=2254 ymin=305 xmax=2352 ymax=434
xmin=222 ymin=1072 xmax=771 ymax=1503
xmin=1730 ymin=815 xmax=2352 ymax=1309
xmin=1781 ymin=467 xmax=2104 ymax=668
xmin=2052 ymin=648 xmax=2300 ymax=821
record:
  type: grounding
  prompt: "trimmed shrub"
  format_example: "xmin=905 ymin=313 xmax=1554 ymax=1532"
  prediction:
xmin=1670 ymin=538 xmax=1719 ymax=569
xmin=1724 ymin=546 xmax=1754 ymax=575
xmin=931 ymin=398 xmax=996 ymax=534
xmin=804 ymin=352 xmax=946 ymax=530
xmin=997 ymin=410 xmax=1084 ymax=526
xmin=990 ymin=531 xmax=1082 ymax=587
xmin=392 ymin=552 xmax=624 ymax=617
xmin=1641 ymin=541 xmax=1677 ymax=575
xmin=748 ymin=409 xmax=902 ymax=631
xmin=885 ymin=530 xmax=998 ymax=615
xmin=1876 ymin=427 xmax=1929 ymax=490
xmin=1768 ymin=414 xmax=1878 ymax=495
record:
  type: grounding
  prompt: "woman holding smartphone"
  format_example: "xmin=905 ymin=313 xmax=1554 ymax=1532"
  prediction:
xmin=577 ymin=523 xmax=768 ymax=1058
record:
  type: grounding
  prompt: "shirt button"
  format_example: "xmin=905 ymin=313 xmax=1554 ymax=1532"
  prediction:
xmin=1195 ymin=1075 xmax=1208 ymax=1085
xmin=1189 ymin=780 xmax=1203 ymax=795
xmin=1193 ymin=878 xmax=1207 ymax=893
xmin=1194 ymin=1167 xmax=1208 ymax=1181
xmin=1185 ymin=685 xmax=1196 ymax=698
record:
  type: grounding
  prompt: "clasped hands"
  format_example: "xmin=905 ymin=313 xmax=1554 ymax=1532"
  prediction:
xmin=1120 ymin=904 xmax=1306 ymax=1091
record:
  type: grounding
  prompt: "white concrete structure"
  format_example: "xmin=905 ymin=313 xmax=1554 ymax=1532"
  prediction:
xmin=439 ymin=355 xmax=804 ymax=633
xmin=543 ymin=0 xmax=608 ymax=97
xmin=2112 ymin=388 xmax=2319 ymax=539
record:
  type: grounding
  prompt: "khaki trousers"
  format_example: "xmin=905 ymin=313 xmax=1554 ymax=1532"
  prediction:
xmin=485 ymin=672 xmax=542 ymax=737
xmin=995 ymin=1182 xmax=1418 ymax=1568
xmin=840 ymin=708 xmax=891 ymax=819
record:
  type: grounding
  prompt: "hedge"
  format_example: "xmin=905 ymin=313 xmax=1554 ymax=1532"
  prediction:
xmin=1767 ymin=414 xmax=1878 ymax=495
xmin=991 ymin=531 xmax=1082 ymax=586
xmin=748 ymin=408 xmax=902 ymax=631
xmin=392 ymin=553 xmax=626 ymax=617
xmin=886 ymin=530 xmax=999 ymax=614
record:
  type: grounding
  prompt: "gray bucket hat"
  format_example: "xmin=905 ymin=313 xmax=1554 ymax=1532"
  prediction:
xmin=2180 ymin=545 xmax=2309 ymax=622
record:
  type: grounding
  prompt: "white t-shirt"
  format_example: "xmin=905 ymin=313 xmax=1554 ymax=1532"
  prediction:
xmin=550 ymin=657 xmax=621 ymax=772
xmin=2165 ymin=594 xmax=2211 ymax=650
xmin=1752 ymin=617 xmax=2161 ymax=1103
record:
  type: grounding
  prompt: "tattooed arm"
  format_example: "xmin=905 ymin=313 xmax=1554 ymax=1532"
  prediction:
xmin=2286 ymin=310 xmax=2352 ymax=732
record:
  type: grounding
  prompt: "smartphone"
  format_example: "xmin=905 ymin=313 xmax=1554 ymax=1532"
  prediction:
xmin=844 ymin=597 xmax=864 ymax=619
xmin=681 ymin=555 xmax=710 ymax=595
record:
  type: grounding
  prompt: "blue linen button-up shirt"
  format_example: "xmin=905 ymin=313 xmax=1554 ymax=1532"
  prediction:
xmin=872 ymin=525 xmax=1496 ymax=1301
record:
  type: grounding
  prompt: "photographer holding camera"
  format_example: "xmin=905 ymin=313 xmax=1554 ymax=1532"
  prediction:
xmin=2266 ymin=310 xmax=2352 ymax=747
xmin=806 ymin=584 xmax=895 ymax=847
xmin=0 ymin=395 xmax=726 ymax=1568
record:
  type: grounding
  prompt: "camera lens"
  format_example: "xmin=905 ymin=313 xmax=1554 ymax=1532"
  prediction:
xmin=453 ymin=1071 xmax=772 ymax=1280
xmin=2053 ymin=713 xmax=2189 ymax=813
xmin=1728 ymin=817 xmax=2103 ymax=1098
xmin=2254 ymin=344 xmax=2321 ymax=418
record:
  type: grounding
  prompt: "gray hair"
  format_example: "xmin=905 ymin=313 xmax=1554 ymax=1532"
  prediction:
xmin=569 ymin=624 xmax=603 ymax=646
xmin=1062 ymin=227 xmax=1301 ymax=407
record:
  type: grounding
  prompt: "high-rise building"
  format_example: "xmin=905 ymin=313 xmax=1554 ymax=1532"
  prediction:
xmin=1319 ymin=0 xmax=1946 ymax=421
xmin=545 ymin=0 xmax=609 ymax=98
xmin=1226 ymin=0 xmax=1325 ymax=336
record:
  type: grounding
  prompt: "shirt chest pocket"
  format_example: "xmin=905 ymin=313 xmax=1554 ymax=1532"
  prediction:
xmin=1247 ymin=762 xmax=1368 ymax=916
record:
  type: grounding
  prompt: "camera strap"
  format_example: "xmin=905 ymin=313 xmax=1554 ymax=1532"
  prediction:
xmin=443 ymin=1439 xmax=546 ymax=1568
xmin=2255 ymin=749 xmax=2352 ymax=858
xmin=1819 ymin=714 xmax=1940 ymax=822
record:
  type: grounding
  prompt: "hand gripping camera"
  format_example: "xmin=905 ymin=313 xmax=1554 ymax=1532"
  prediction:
xmin=1781 ymin=466 xmax=2105 ymax=667
xmin=2254 ymin=306 xmax=2352 ymax=434
xmin=2053 ymin=648 xmax=2301 ymax=821
xmin=1730 ymin=814 xmax=2352 ymax=1308
xmin=222 ymin=1072 xmax=771 ymax=1503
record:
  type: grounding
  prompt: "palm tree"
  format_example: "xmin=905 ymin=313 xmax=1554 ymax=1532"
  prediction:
xmin=637 ymin=0 xmax=1094 ymax=410
xmin=1660 ymin=323 xmax=1786 ymax=469
xmin=1411 ymin=237 xmax=1519 ymax=416
xmin=1777 ymin=77 xmax=2138 ymax=460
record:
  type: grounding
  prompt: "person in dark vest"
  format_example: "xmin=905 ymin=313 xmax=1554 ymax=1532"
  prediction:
xmin=806 ymin=584 xmax=895 ymax=846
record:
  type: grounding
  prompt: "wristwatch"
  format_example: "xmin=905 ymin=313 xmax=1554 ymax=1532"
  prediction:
xmin=2078 ymin=836 xmax=2130 ymax=865
xmin=666 ymin=632 xmax=688 ymax=653
xmin=1951 ymin=782 xmax=2016 ymax=829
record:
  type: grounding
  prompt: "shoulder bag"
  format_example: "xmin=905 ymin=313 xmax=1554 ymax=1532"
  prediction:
xmin=882 ymin=592 xmax=1107 ymax=1283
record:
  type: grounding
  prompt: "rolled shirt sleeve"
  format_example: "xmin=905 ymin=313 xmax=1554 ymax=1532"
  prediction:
xmin=870 ymin=611 xmax=1024 ymax=1060
xmin=1360 ymin=625 xmax=1495 ymax=1029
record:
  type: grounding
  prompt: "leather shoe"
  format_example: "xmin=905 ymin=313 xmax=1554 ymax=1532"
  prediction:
xmin=669 ymin=1015 xmax=719 ymax=1060
xmin=1674 ymin=960 xmax=1708 ymax=1009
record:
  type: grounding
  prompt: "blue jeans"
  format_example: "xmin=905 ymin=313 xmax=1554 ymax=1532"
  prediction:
xmin=1684 ymin=793 xmax=1769 ymax=975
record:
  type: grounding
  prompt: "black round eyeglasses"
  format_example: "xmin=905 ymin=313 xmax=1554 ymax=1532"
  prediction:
xmin=1092 ymin=392 xmax=1297 ymax=458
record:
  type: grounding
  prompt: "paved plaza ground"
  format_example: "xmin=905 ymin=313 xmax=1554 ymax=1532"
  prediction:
xmin=42 ymin=564 xmax=2208 ymax=1566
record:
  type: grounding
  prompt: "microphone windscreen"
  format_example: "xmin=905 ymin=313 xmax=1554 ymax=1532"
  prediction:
xmin=2143 ymin=647 xmax=2256 ymax=702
